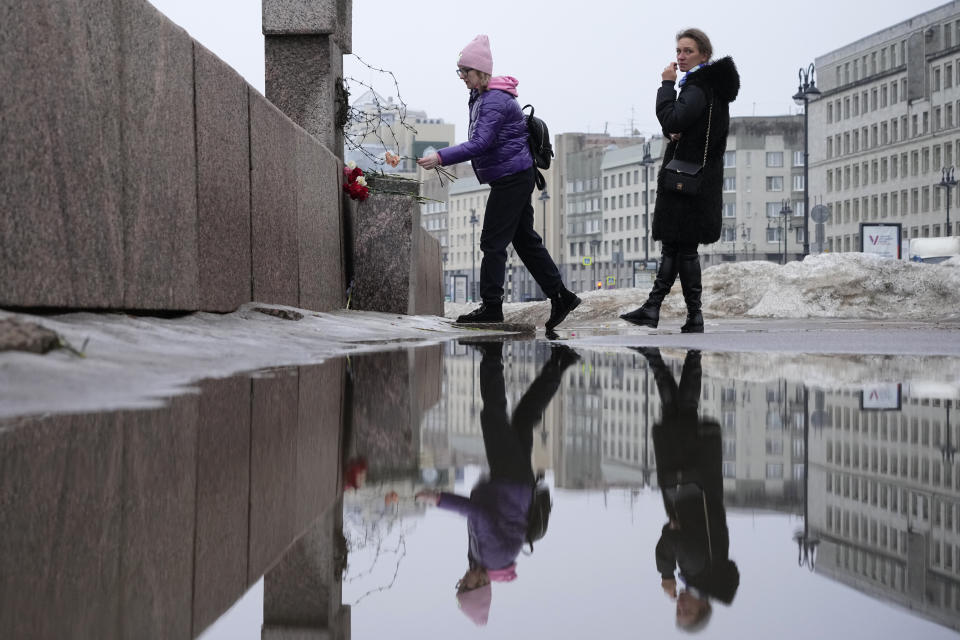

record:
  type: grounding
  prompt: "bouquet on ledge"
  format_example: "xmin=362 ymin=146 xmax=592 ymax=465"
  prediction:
xmin=342 ymin=162 xmax=370 ymax=201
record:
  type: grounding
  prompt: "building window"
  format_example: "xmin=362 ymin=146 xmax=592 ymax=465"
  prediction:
xmin=766 ymin=176 xmax=784 ymax=191
xmin=723 ymin=151 xmax=735 ymax=167
xmin=766 ymin=151 xmax=784 ymax=168
xmin=722 ymin=202 xmax=736 ymax=218
xmin=722 ymin=177 xmax=736 ymax=192
xmin=793 ymin=175 xmax=805 ymax=191
xmin=793 ymin=150 xmax=804 ymax=167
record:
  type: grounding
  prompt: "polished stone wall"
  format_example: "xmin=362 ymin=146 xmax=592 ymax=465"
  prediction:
xmin=1 ymin=0 xmax=443 ymax=317
xmin=0 ymin=0 xmax=344 ymax=313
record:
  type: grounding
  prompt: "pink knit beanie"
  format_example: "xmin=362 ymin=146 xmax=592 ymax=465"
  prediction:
xmin=457 ymin=584 xmax=492 ymax=626
xmin=458 ymin=34 xmax=493 ymax=75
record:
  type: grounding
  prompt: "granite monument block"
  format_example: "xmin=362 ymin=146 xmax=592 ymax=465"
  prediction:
xmin=195 ymin=43 xmax=253 ymax=313
xmin=250 ymin=90 xmax=300 ymax=307
xmin=265 ymin=35 xmax=343 ymax=153
xmin=120 ymin=0 xmax=199 ymax=310
xmin=297 ymin=132 xmax=345 ymax=311
xmin=0 ymin=0 xmax=124 ymax=308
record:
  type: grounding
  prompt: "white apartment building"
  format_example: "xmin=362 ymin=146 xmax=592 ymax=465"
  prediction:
xmin=812 ymin=2 xmax=960 ymax=252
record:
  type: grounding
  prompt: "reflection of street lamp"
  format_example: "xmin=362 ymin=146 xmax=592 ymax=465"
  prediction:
xmin=469 ymin=209 xmax=479 ymax=302
xmin=642 ymin=142 xmax=654 ymax=262
xmin=937 ymin=166 xmax=957 ymax=237
xmin=793 ymin=63 xmax=821 ymax=257
xmin=539 ymin=188 xmax=551 ymax=249
xmin=793 ymin=385 xmax=820 ymax=570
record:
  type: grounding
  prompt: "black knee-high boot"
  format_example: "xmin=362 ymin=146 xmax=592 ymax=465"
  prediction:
xmin=620 ymin=248 xmax=679 ymax=328
xmin=678 ymin=250 xmax=703 ymax=333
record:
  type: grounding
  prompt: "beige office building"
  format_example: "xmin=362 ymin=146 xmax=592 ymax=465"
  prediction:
xmin=811 ymin=1 xmax=960 ymax=253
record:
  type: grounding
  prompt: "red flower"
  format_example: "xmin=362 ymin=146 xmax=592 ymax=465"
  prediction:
xmin=344 ymin=180 xmax=369 ymax=201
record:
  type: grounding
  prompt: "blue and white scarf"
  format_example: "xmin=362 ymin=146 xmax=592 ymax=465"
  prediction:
xmin=678 ymin=62 xmax=709 ymax=87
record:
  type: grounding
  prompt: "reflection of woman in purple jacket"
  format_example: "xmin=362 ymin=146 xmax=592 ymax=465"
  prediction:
xmin=418 ymin=35 xmax=580 ymax=331
xmin=416 ymin=339 xmax=579 ymax=626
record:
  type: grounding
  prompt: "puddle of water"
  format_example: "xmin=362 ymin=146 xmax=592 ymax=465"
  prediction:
xmin=1 ymin=339 xmax=958 ymax=639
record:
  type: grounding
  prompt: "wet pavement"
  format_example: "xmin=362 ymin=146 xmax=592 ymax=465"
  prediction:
xmin=2 ymin=331 xmax=959 ymax=639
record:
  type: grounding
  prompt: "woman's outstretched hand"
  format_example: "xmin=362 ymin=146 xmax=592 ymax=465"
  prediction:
xmin=662 ymin=62 xmax=678 ymax=83
xmin=417 ymin=153 xmax=440 ymax=171
xmin=415 ymin=489 xmax=440 ymax=506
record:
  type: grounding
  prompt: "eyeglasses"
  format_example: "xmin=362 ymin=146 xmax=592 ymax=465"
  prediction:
xmin=456 ymin=67 xmax=474 ymax=78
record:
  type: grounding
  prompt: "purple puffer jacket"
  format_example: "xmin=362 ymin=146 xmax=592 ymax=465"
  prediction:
xmin=438 ymin=479 xmax=532 ymax=570
xmin=437 ymin=76 xmax=533 ymax=184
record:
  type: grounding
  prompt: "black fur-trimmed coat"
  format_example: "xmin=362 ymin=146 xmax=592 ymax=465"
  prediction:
xmin=652 ymin=57 xmax=740 ymax=246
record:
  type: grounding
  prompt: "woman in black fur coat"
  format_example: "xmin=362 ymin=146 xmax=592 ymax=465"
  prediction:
xmin=621 ymin=29 xmax=740 ymax=333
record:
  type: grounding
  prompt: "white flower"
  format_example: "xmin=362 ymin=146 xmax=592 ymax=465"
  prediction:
xmin=355 ymin=175 xmax=367 ymax=186
xmin=347 ymin=160 xmax=357 ymax=170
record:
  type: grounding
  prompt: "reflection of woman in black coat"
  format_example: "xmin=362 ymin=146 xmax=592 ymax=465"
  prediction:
xmin=637 ymin=347 xmax=739 ymax=632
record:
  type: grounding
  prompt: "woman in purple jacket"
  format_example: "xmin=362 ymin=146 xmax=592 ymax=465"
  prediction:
xmin=418 ymin=35 xmax=580 ymax=330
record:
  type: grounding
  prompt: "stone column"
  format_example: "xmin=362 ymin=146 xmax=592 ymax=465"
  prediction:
xmin=262 ymin=0 xmax=351 ymax=156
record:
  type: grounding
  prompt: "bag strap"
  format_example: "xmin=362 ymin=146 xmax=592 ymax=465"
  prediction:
xmin=702 ymin=492 xmax=713 ymax=564
xmin=701 ymin=100 xmax=714 ymax=168
xmin=667 ymin=97 xmax=714 ymax=168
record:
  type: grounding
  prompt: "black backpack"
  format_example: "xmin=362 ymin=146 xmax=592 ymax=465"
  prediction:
xmin=522 ymin=104 xmax=553 ymax=190
xmin=524 ymin=473 xmax=552 ymax=553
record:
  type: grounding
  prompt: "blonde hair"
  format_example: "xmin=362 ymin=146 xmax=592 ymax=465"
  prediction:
xmin=476 ymin=70 xmax=491 ymax=92
xmin=676 ymin=28 xmax=713 ymax=61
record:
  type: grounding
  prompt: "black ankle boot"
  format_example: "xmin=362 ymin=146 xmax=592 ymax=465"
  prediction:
xmin=456 ymin=301 xmax=503 ymax=324
xmin=680 ymin=311 xmax=703 ymax=333
xmin=620 ymin=251 xmax=679 ymax=328
xmin=620 ymin=302 xmax=661 ymax=328
xmin=545 ymin=287 xmax=581 ymax=330
xmin=678 ymin=251 xmax=703 ymax=334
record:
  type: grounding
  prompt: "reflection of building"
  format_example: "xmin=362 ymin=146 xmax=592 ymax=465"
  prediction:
xmin=811 ymin=4 xmax=960 ymax=251
xmin=703 ymin=376 xmax=805 ymax=511
xmin=809 ymin=388 xmax=960 ymax=630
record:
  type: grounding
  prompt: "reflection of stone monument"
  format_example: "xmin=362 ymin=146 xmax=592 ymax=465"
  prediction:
xmin=0 ymin=361 xmax=346 ymax=638
xmin=346 ymin=346 xmax=443 ymax=482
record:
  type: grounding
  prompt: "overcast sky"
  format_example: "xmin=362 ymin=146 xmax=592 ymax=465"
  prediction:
xmin=149 ymin=0 xmax=953 ymax=144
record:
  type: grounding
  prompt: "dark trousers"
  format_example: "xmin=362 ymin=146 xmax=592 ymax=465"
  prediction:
xmin=479 ymin=167 xmax=562 ymax=303
xmin=478 ymin=343 xmax=566 ymax=485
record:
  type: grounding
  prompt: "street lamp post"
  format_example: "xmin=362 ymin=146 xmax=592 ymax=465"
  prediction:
xmin=937 ymin=166 xmax=957 ymax=237
xmin=779 ymin=200 xmax=793 ymax=265
xmin=642 ymin=142 xmax=654 ymax=263
xmin=469 ymin=209 xmax=479 ymax=302
xmin=538 ymin=188 xmax=551 ymax=249
xmin=591 ymin=239 xmax=600 ymax=289
xmin=942 ymin=400 xmax=956 ymax=463
xmin=793 ymin=63 xmax=821 ymax=257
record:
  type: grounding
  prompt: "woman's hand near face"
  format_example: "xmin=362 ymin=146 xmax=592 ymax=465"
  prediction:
xmin=662 ymin=62 xmax=678 ymax=83
xmin=417 ymin=153 xmax=440 ymax=171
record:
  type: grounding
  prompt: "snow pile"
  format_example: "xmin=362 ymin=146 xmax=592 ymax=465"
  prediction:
xmin=447 ymin=253 xmax=960 ymax=324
